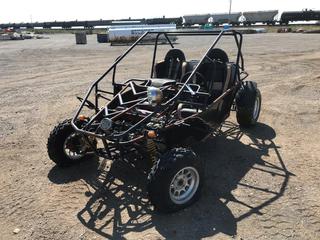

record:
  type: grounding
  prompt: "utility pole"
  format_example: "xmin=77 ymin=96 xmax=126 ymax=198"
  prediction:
xmin=229 ymin=0 xmax=232 ymax=14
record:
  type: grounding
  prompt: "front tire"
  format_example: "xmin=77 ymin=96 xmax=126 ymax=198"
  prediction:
xmin=47 ymin=119 xmax=94 ymax=167
xmin=147 ymin=148 xmax=204 ymax=213
xmin=235 ymin=81 xmax=262 ymax=127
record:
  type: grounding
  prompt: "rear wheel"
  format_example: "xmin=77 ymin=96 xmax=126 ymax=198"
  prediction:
xmin=235 ymin=81 xmax=262 ymax=127
xmin=47 ymin=119 xmax=96 ymax=167
xmin=147 ymin=148 xmax=204 ymax=213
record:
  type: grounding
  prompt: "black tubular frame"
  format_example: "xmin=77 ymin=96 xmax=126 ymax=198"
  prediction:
xmin=71 ymin=29 xmax=245 ymax=140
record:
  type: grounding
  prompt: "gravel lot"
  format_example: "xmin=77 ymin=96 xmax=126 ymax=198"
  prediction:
xmin=0 ymin=32 xmax=320 ymax=240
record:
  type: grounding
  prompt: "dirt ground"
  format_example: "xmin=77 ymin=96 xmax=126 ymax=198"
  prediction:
xmin=0 ymin=33 xmax=320 ymax=240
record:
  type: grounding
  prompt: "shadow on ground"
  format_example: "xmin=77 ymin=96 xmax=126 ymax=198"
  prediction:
xmin=48 ymin=122 xmax=294 ymax=239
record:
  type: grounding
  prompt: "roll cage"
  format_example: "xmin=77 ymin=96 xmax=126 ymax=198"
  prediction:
xmin=71 ymin=30 xmax=246 ymax=144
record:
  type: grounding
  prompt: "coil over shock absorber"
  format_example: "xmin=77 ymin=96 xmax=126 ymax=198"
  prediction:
xmin=146 ymin=139 xmax=157 ymax=165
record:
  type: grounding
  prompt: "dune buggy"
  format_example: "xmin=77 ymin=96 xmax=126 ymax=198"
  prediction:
xmin=47 ymin=30 xmax=261 ymax=213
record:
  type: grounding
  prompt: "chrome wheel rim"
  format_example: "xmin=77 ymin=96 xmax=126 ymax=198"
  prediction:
xmin=169 ymin=166 xmax=200 ymax=205
xmin=253 ymin=96 xmax=260 ymax=120
xmin=63 ymin=133 xmax=85 ymax=160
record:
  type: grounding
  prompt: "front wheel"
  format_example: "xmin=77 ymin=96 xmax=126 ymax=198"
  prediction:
xmin=47 ymin=119 xmax=96 ymax=167
xmin=147 ymin=148 xmax=204 ymax=213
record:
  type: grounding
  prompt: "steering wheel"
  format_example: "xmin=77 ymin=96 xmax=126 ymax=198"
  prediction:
xmin=180 ymin=71 xmax=209 ymax=92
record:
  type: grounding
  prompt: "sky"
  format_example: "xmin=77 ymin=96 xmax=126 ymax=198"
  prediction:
xmin=1 ymin=0 xmax=320 ymax=23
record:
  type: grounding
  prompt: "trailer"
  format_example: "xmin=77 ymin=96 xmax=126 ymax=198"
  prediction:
xmin=242 ymin=10 xmax=278 ymax=25
xmin=0 ymin=17 xmax=183 ymax=30
xmin=183 ymin=14 xmax=211 ymax=26
xmin=0 ymin=31 xmax=24 ymax=40
xmin=210 ymin=12 xmax=242 ymax=26
xmin=108 ymin=24 xmax=177 ymax=45
xmin=280 ymin=10 xmax=320 ymax=25
xmin=0 ymin=34 xmax=12 ymax=41
xmin=145 ymin=17 xmax=183 ymax=26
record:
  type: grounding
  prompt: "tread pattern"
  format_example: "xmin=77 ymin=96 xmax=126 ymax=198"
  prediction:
xmin=47 ymin=119 xmax=85 ymax=166
xmin=147 ymin=148 xmax=203 ymax=213
xmin=235 ymin=81 xmax=261 ymax=127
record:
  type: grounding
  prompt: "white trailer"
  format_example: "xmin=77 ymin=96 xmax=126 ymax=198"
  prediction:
xmin=108 ymin=24 xmax=177 ymax=45
xmin=0 ymin=34 xmax=12 ymax=41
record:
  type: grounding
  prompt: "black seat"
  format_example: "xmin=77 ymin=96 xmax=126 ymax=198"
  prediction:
xmin=188 ymin=48 xmax=238 ymax=123
xmin=180 ymin=60 xmax=199 ymax=83
xmin=201 ymin=62 xmax=239 ymax=123
xmin=155 ymin=49 xmax=186 ymax=80
xmin=199 ymin=61 xmax=227 ymax=98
